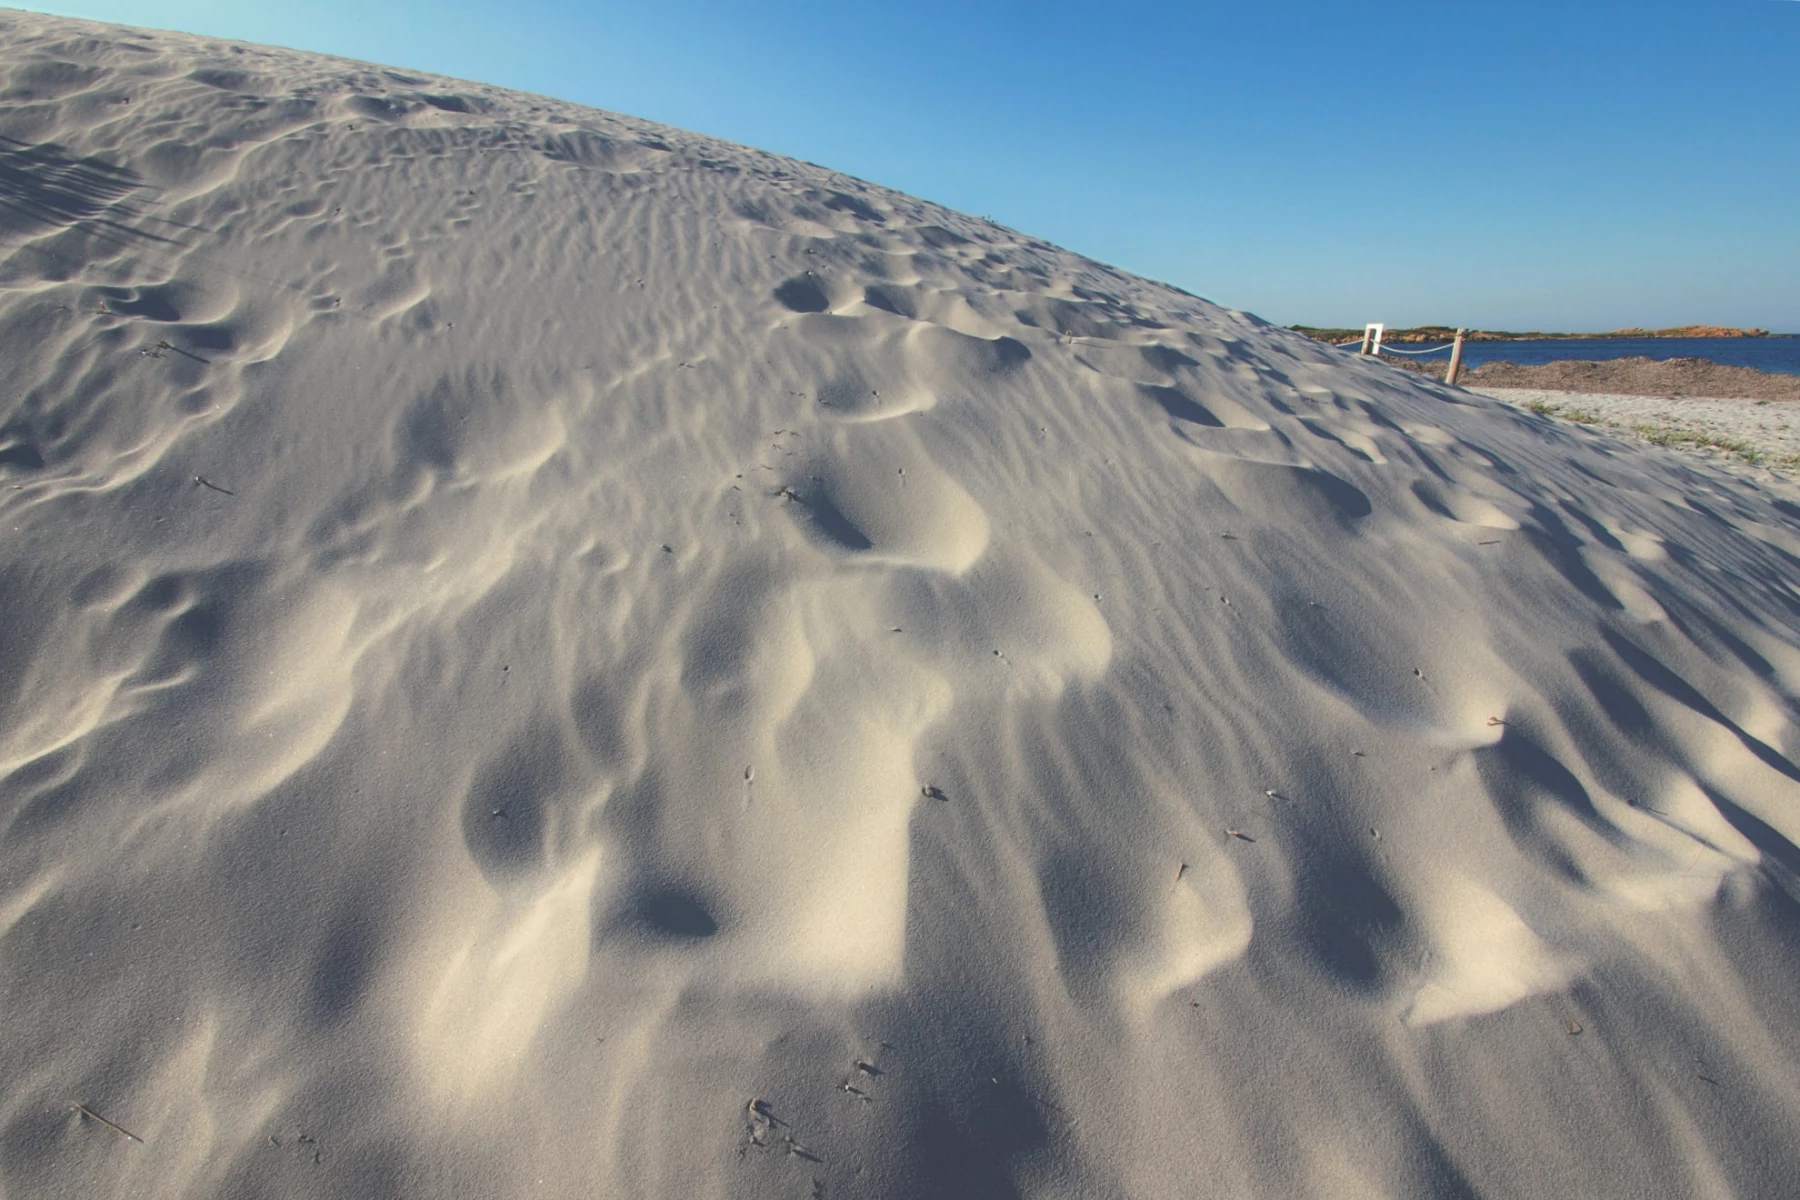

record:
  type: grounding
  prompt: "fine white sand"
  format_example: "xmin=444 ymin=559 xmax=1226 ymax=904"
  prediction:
xmin=1473 ymin=387 xmax=1800 ymax=468
xmin=4 ymin=12 xmax=1800 ymax=1199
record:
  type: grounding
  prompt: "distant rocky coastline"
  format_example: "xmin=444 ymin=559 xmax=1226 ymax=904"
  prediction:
xmin=1292 ymin=324 xmax=1785 ymax=345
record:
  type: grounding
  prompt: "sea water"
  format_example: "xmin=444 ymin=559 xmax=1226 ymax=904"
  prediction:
xmin=1371 ymin=337 xmax=1800 ymax=376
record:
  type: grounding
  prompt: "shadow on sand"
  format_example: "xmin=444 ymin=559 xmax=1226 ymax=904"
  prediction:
xmin=0 ymin=135 xmax=179 ymax=246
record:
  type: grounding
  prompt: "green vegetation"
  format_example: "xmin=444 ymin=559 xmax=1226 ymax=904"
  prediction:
xmin=1522 ymin=400 xmax=1597 ymax=422
xmin=1629 ymin=424 xmax=1765 ymax=466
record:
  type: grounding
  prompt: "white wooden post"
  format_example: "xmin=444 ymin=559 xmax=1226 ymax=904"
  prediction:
xmin=1361 ymin=323 xmax=1384 ymax=355
xmin=1445 ymin=328 xmax=1467 ymax=385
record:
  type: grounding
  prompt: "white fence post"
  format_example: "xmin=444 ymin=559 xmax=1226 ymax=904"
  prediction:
xmin=1445 ymin=328 xmax=1467 ymax=385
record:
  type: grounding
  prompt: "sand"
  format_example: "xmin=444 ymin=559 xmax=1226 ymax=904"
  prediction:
xmin=3 ymin=11 xmax=1800 ymax=1200
xmin=1385 ymin=355 xmax=1800 ymax=471
xmin=1469 ymin=389 xmax=1800 ymax=473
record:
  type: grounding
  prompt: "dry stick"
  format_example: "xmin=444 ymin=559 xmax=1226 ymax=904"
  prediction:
xmin=72 ymin=1103 xmax=143 ymax=1144
xmin=156 ymin=339 xmax=210 ymax=365
xmin=1445 ymin=327 xmax=1467 ymax=386
xmin=194 ymin=475 xmax=235 ymax=495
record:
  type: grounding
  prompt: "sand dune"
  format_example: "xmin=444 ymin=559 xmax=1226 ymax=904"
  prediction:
xmin=3 ymin=12 xmax=1800 ymax=1198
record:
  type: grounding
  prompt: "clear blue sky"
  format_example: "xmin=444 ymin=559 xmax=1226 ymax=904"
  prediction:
xmin=16 ymin=1 xmax=1800 ymax=331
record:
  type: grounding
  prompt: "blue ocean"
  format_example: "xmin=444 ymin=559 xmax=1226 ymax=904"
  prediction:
xmin=1377 ymin=336 xmax=1800 ymax=377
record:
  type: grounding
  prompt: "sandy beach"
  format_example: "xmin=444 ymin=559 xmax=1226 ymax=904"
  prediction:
xmin=1471 ymin=388 xmax=1800 ymax=472
xmin=3 ymin=12 xmax=1800 ymax=1199
xmin=1379 ymin=356 xmax=1800 ymax=471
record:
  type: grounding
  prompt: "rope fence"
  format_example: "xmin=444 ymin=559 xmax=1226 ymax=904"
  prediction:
xmin=1377 ymin=341 xmax=1458 ymax=356
xmin=1335 ymin=323 xmax=1471 ymax=384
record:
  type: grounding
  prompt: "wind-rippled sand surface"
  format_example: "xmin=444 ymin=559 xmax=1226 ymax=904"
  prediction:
xmin=3 ymin=13 xmax=1800 ymax=1199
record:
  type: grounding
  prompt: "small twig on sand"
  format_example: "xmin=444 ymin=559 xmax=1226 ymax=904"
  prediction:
xmin=783 ymin=1135 xmax=822 ymax=1163
xmin=152 ymin=339 xmax=210 ymax=364
xmin=194 ymin=475 xmax=235 ymax=495
xmin=72 ymin=1103 xmax=143 ymax=1144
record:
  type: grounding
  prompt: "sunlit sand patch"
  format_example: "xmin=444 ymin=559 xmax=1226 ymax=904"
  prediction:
xmin=1404 ymin=880 xmax=1576 ymax=1026
xmin=413 ymin=848 xmax=605 ymax=1106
